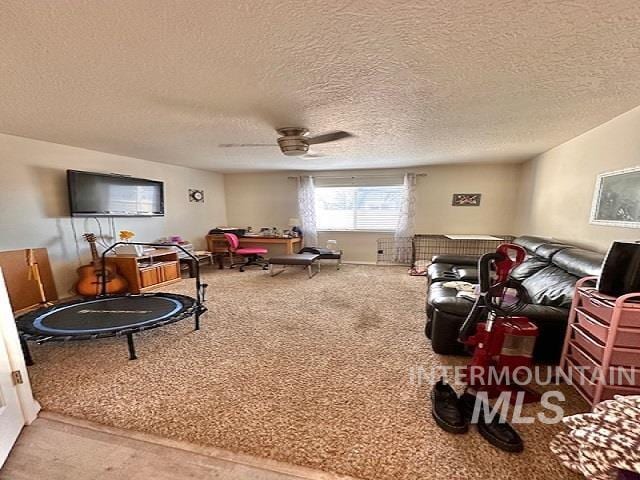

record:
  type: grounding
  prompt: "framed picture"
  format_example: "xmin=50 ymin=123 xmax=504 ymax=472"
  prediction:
xmin=189 ymin=189 xmax=205 ymax=203
xmin=452 ymin=193 xmax=481 ymax=206
xmin=590 ymin=166 xmax=640 ymax=228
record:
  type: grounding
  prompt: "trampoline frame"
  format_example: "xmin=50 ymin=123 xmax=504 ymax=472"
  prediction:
xmin=18 ymin=242 xmax=208 ymax=363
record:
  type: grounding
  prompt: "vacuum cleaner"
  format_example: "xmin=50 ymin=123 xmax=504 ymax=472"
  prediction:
xmin=458 ymin=243 xmax=540 ymax=401
xmin=431 ymin=243 xmax=538 ymax=452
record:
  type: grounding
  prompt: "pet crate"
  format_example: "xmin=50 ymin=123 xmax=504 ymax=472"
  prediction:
xmin=411 ymin=234 xmax=514 ymax=274
xmin=376 ymin=237 xmax=413 ymax=265
xmin=377 ymin=234 xmax=515 ymax=271
xmin=413 ymin=234 xmax=514 ymax=261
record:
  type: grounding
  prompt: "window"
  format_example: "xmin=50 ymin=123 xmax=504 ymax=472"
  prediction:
xmin=315 ymin=185 xmax=403 ymax=231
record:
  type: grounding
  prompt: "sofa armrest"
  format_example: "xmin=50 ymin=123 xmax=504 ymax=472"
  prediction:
xmin=431 ymin=254 xmax=479 ymax=266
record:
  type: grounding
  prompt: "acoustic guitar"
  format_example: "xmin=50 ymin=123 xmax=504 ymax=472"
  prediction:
xmin=75 ymin=233 xmax=128 ymax=297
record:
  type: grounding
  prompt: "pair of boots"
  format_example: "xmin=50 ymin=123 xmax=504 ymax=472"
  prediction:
xmin=431 ymin=378 xmax=524 ymax=453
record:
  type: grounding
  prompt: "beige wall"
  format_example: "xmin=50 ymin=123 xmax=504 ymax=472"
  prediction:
xmin=224 ymin=164 xmax=521 ymax=262
xmin=6 ymin=93 xmax=633 ymax=293
xmin=4 ymin=97 xmax=636 ymax=295
xmin=517 ymin=105 xmax=640 ymax=252
xmin=0 ymin=133 xmax=226 ymax=297
xmin=414 ymin=164 xmax=520 ymax=235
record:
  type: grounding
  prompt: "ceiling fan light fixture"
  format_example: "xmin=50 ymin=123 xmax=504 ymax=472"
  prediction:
xmin=282 ymin=149 xmax=307 ymax=156
xmin=219 ymin=127 xmax=353 ymax=157
xmin=277 ymin=135 xmax=309 ymax=156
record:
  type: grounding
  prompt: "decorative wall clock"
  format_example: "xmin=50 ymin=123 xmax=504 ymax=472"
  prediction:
xmin=189 ymin=189 xmax=204 ymax=203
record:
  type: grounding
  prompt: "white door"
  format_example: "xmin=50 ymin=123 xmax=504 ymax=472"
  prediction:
xmin=0 ymin=278 xmax=25 ymax=467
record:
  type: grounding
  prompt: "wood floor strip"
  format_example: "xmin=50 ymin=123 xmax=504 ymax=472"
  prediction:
xmin=39 ymin=411 xmax=360 ymax=480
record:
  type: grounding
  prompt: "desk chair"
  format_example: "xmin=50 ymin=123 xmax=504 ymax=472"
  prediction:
xmin=223 ymin=233 xmax=269 ymax=272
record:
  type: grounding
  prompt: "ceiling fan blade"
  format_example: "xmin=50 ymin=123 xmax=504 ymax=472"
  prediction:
xmin=303 ymin=152 xmax=326 ymax=158
xmin=218 ymin=143 xmax=277 ymax=148
xmin=306 ymin=131 xmax=354 ymax=145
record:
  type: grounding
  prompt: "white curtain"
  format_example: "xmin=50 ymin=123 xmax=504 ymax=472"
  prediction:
xmin=394 ymin=173 xmax=417 ymax=263
xmin=297 ymin=176 xmax=318 ymax=247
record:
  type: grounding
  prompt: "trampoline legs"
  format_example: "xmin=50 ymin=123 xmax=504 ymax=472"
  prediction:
xmin=20 ymin=335 xmax=34 ymax=366
xmin=126 ymin=333 xmax=138 ymax=360
xmin=195 ymin=310 xmax=201 ymax=331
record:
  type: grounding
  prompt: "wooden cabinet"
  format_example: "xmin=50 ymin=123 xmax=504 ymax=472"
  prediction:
xmin=106 ymin=249 xmax=181 ymax=294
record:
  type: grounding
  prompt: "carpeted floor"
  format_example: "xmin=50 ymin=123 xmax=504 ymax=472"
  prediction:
xmin=27 ymin=265 xmax=585 ymax=480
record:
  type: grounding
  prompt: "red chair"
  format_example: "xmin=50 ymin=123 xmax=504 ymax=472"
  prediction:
xmin=223 ymin=233 xmax=269 ymax=272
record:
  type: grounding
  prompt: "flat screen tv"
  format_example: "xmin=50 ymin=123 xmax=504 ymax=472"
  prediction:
xmin=67 ymin=170 xmax=164 ymax=217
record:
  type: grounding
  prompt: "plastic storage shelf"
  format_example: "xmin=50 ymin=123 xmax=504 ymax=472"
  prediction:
xmin=560 ymin=276 xmax=640 ymax=406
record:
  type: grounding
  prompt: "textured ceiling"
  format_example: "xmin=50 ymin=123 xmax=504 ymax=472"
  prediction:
xmin=2 ymin=1 xmax=640 ymax=172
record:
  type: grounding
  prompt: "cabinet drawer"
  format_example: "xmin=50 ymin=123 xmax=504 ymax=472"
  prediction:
xmin=567 ymin=343 xmax=640 ymax=387
xmin=572 ymin=324 xmax=640 ymax=367
xmin=578 ymin=288 xmax=640 ymax=327
xmin=160 ymin=262 xmax=180 ymax=281
xmin=139 ymin=267 xmax=160 ymax=288
xmin=578 ymin=289 xmax=615 ymax=322
xmin=566 ymin=357 xmax=640 ymax=401
xmin=576 ymin=308 xmax=640 ymax=348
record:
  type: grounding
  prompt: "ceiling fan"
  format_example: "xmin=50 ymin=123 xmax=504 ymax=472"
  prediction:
xmin=218 ymin=127 xmax=354 ymax=157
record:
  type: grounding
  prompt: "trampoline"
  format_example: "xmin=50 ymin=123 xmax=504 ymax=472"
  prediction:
xmin=17 ymin=242 xmax=207 ymax=363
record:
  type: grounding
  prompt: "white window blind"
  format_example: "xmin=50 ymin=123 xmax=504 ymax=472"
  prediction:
xmin=315 ymin=185 xmax=403 ymax=231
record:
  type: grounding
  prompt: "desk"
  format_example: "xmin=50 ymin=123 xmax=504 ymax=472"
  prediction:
xmin=206 ymin=235 xmax=302 ymax=257
xmin=240 ymin=236 xmax=302 ymax=255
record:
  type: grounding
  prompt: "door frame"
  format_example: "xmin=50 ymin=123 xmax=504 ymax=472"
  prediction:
xmin=0 ymin=267 xmax=40 ymax=428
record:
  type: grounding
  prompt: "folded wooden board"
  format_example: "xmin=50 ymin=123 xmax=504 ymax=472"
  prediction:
xmin=0 ymin=248 xmax=58 ymax=312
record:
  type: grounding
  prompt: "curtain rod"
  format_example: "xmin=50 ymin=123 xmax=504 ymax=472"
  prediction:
xmin=287 ymin=173 xmax=427 ymax=180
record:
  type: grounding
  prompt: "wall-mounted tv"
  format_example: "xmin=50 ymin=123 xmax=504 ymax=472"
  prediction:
xmin=67 ymin=170 xmax=164 ymax=217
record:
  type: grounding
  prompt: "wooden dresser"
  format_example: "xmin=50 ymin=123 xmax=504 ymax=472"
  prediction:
xmin=106 ymin=248 xmax=181 ymax=294
xmin=560 ymin=276 xmax=640 ymax=406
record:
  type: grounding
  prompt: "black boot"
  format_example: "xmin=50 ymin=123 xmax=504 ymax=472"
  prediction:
xmin=431 ymin=379 xmax=468 ymax=434
xmin=459 ymin=391 xmax=524 ymax=453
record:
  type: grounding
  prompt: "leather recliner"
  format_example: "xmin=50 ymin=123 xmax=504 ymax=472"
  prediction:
xmin=425 ymin=238 xmax=603 ymax=363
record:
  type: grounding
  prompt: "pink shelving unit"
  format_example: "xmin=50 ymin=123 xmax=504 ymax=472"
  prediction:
xmin=560 ymin=276 xmax=640 ymax=407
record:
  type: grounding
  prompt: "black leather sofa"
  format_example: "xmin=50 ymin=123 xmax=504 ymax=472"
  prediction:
xmin=427 ymin=236 xmax=556 ymax=285
xmin=425 ymin=236 xmax=604 ymax=363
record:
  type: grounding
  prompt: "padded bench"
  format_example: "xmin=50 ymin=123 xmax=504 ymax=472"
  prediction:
xmin=298 ymin=247 xmax=342 ymax=270
xmin=268 ymin=253 xmax=320 ymax=278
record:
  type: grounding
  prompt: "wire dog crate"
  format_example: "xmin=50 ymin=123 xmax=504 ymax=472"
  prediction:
xmin=377 ymin=234 xmax=515 ymax=271
xmin=376 ymin=237 xmax=413 ymax=265
xmin=412 ymin=234 xmax=515 ymax=262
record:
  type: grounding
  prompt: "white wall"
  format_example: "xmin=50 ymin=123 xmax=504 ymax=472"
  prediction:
xmin=517 ymin=105 xmax=640 ymax=252
xmin=224 ymin=164 xmax=521 ymax=262
xmin=0 ymin=134 xmax=226 ymax=296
